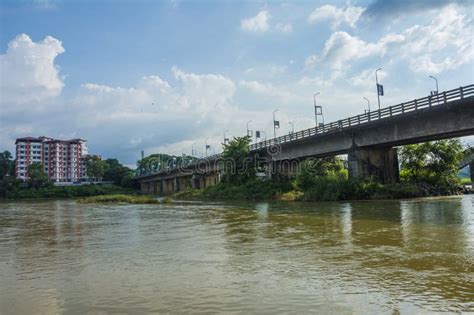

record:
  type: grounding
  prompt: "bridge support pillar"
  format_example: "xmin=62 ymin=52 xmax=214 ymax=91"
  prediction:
xmin=348 ymin=147 xmax=399 ymax=183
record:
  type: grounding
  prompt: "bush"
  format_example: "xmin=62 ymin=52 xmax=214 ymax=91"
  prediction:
xmin=78 ymin=194 xmax=159 ymax=204
xmin=199 ymin=177 xmax=293 ymax=200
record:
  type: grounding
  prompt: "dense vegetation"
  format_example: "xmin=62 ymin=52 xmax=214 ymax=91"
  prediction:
xmin=3 ymin=184 xmax=134 ymax=199
xmin=175 ymin=138 xmax=468 ymax=202
xmin=78 ymin=194 xmax=160 ymax=204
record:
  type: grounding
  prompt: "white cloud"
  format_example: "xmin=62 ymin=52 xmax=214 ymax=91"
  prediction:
xmin=349 ymin=68 xmax=387 ymax=88
xmin=306 ymin=5 xmax=473 ymax=74
xmin=275 ymin=23 xmax=293 ymax=34
xmin=306 ymin=31 xmax=379 ymax=70
xmin=308 ymin=5 xmax=365 ymax=29
xmin=239 ymin=80 xmax=304 ymax=104
xmin=0 ymin=34 xmax=65 ymax=104
xmin=172 ymin=66 xmax=236 ymax=111
xmin=241 ymin=10 xmax=270 ymax=33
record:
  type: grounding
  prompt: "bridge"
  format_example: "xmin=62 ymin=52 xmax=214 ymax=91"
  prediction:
xmin=138 ymin=84 xmax=474 ymax=195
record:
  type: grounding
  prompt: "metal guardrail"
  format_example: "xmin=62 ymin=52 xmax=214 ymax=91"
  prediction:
xmin=137 ymin=84 xmax=474 ymax=178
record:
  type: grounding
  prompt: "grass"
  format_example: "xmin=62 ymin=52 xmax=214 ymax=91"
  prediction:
xmin=2 ymin=184 xmax=136 ymax=199
xmin=78 ymin=194 xmax=160 ymax=204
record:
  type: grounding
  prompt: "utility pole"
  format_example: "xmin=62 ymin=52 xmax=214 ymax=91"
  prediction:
xmin=363 ymin=97 xmax=370 ymax=113
xmin=429 ymin=75 xmax=439 ymax=94
xmin=205 ymin=138 xmax=210 ymax=157
xmin=313 ymin=92 xmax=320 ymax=127
xmin=223 ymin=130 xmax=229 ymax=145
xmin=273 ymin=109 xmax=279 ymax=138
xmin=375 ymin=68 xmax=382 ymax=112
xmin=246 ymin=120 xmax=252 ymax=138
xmin=429 ymin=75 xmax=439 ymax=104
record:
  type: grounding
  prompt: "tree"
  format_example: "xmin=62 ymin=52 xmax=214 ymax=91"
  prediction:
xmin=221 ymin=136 xmax=255 ymax=185
xmin=0 ymin=176 xmax=21 ymax=197
xmin=296 ymin=157 xmax=347 ymax=190
xmin=27 ymin=162 xmax=49 ymax=188
xmin=103 ymin=158 xmax=135 ymax=187
xmin=399 ymin=139 xmax=464 ymax=187
xmin=85 ymin=155 xmax=106 ymax=181
xmin=0 ymin=151 xmax=15 ymax=179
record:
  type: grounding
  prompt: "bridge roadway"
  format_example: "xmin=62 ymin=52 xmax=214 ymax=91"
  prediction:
xmin=138 ymin=84 xmax=474 ymax=194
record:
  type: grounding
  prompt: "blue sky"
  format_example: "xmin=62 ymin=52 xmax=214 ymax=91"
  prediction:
xmin=0 ymin=0 xmax=473 ymax=166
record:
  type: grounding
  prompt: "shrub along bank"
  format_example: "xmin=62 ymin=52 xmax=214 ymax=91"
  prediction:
xmin=1 ymin=183 xmax=136 ymax=200
xmin=174 ymin=138 xmax=466 ymax=202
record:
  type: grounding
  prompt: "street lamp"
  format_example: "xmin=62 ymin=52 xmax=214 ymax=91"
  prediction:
xmin=313 ymin=92 xmax=320 ymax=127
xmin=375 ymin=68 xmax=382 ymax=112
xmin=273 ymin=109 xmax=279 ymax=138
xmin=223 ymin=130 xmax=229 ymax=145
xmin=429 ymin=75 xmax=439 ymax=95
xmin=246 ymin=120 xmax=252 ymax=137
xmin=288 ymin=121 xmax=294 ymax=134
xmin=363 ymin=97 xmax=371 ymax=113
xmin=205 ymin=138 xmax=210 ymax=157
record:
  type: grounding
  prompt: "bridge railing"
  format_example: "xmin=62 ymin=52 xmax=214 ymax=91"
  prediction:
xmin=137 ymin=84 xmax=473 ymax=178
xmin=249 ymin=84 xmax=474 ymax=151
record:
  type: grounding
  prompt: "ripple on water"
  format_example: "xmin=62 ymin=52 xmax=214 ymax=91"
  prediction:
xmin=0 ymin=196 xmax=473 ymax=313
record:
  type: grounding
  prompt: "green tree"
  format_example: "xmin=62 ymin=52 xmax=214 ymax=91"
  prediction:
xmin=296 ymin=157 xmax=347 ymax=190
xmin=103 ymin=158 xmax=136 ymax=187
xmin=27 ymin=162 xmax=49 ymax=188
xmin=0 ymin=151 xmax=15 ymax=179
xmin=221 ymin=136 xmax=255 ymax=185
xmin=85 ymin=156 xmax=106 ymax=181
xmin=400 ymin=139 xmax=464 ymax=187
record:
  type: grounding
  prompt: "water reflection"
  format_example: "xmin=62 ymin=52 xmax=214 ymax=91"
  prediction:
xmin=0 ymin=196 xmax=473 ymax=314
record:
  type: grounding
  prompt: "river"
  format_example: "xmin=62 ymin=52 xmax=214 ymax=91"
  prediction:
xmin=0 ymin=196 xmax=473 ymax=314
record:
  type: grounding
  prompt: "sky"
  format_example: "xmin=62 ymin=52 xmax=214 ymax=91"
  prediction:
xmin=0 ymin=0 xmax=473 ymax=167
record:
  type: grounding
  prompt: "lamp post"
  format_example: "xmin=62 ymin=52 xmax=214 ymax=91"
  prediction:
xmin=288 ymin=121 xmax=294 ymax=134
xmin=273 ymin=109 xmax=279 ymax=138
xmin=375 ymin=68 xmax=382 ymax=112
xmin=363 ymin=97 xmax=370 ymax=113
xmin=205 ymin=138 xmax=210 ymax=157
xmin=246 ymin=120 xmax=252 ymax=138
xmin=429 ymin=75 xmax=439 ymax=94
xmin=223 ymin=130 xmax=229 ymax=145
xmin=313 ymin=92 xmax=320 ymax=127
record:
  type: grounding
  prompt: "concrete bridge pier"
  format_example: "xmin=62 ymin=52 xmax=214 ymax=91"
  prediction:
xmin=348 ymin=147 xmax=399 ymax=183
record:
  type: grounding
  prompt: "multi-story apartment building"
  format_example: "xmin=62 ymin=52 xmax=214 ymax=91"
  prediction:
xmin=15 ymin=136 xmax=90 ymax=182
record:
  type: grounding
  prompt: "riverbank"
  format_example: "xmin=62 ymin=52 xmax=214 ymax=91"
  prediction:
xmin=173 ymin=178 xmax=465 ymax=202
xmin=0 ymin=184 xmax=138 ymax=200
xmin=78 ymin=194 xmax=161 ymax=204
